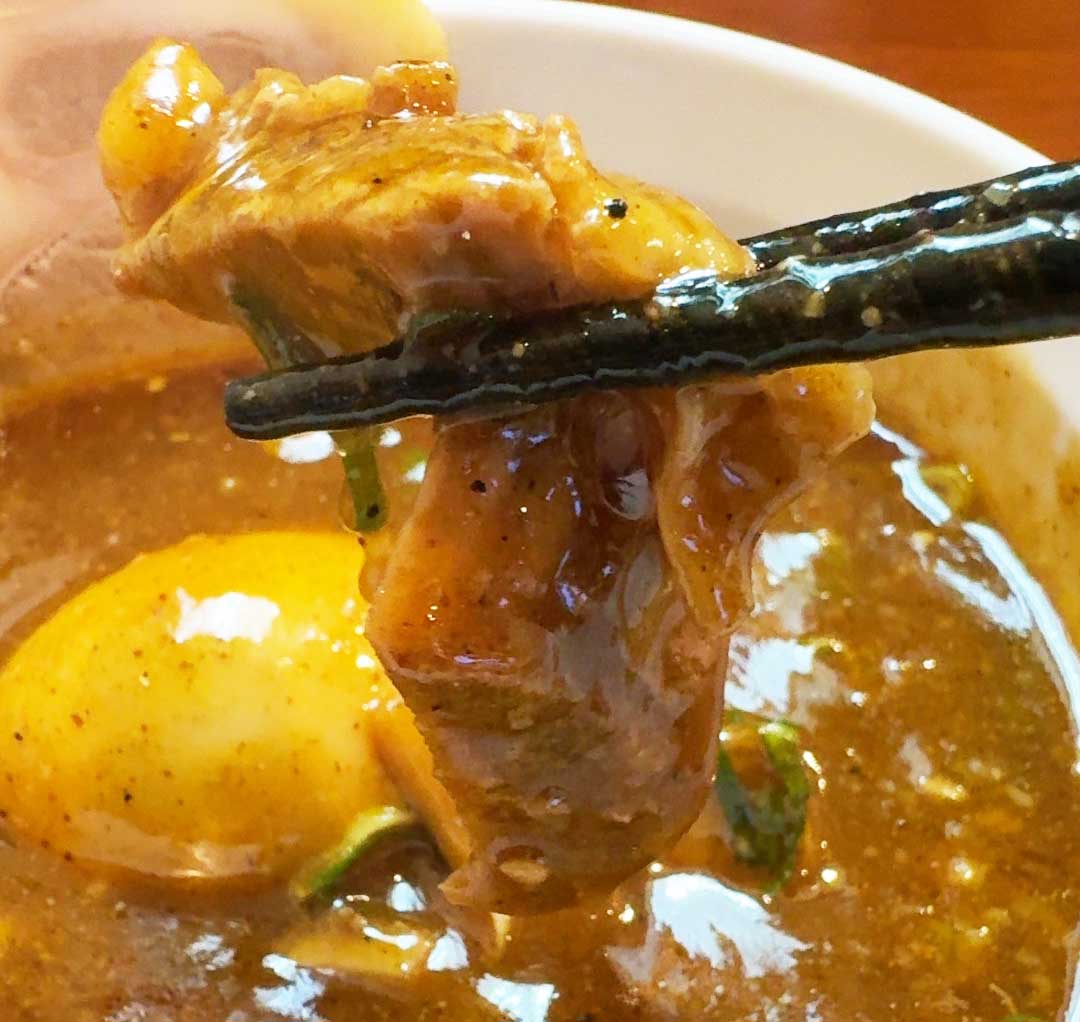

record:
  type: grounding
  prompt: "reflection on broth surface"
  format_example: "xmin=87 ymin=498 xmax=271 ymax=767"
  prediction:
xmin=1 ymin=364 xmax=1079 ymax=1020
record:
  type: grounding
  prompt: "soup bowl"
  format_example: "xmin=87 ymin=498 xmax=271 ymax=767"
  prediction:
xmin=2 ymin=0 xmax=1080 ymax=1015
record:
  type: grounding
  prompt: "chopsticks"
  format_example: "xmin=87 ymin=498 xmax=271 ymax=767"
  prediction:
xmin=224 ymin=164 xmax=1080 ymax=441
xmin=745 ymin=158 xmax=1080 ymax=268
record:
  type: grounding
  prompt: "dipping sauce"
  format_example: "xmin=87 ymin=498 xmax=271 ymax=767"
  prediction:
xmin=1 ymin=363 xmax=1078 ymax=1021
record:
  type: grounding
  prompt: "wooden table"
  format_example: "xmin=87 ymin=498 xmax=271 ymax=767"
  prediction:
xmin=612 ymin=0 xmax=1078 ymax=160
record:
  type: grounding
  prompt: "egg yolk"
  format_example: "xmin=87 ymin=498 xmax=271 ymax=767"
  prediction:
xmin=0 ymin=531 xmax=403 ymax=881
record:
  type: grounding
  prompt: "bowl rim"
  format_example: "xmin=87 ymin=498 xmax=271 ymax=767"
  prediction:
xmin=430 ymin=0 xmax=1047 ymax=172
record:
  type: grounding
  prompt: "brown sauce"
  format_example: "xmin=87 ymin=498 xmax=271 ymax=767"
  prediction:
xmin=2 ymin=362 xmax=1079 ymax=1020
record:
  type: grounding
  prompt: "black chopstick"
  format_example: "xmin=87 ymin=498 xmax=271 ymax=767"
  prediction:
xmin=741 ymin=159 xmax=1080 ymax=268
xmin=225 ymin=210 xmax=1080 ymax=440
xmin=224 ymin=160 xmax=1080 ymax=439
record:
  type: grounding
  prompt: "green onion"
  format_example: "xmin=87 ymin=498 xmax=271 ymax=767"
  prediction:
xmin=291 ymin=804 xmax=419 ymax=901
xmin=227 ymin=289 xmax=391 ymax=534
xmin=714 ymin=712 xmax=811 ymax=890
xmin=227 ymin=288 xmax=326 ymax=370
xmin=337 ymin=430 xmax=389 ymax=533
xmin=230 ymin=287 xmax=395 ymax=533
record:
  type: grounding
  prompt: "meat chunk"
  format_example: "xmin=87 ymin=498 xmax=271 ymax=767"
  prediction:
xmin=102 ymin=44 xmax=874 ymax=912
xmin=368 ymin=395 xmax=720 ymax=910
xmin=102 ymin=42 xmax=752 ymax=359
xmin=368 ymin=372 xmax=870 ymax=912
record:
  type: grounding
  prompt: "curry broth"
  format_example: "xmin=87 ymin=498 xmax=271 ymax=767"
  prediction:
xmin=1 ymin=362 xmax=1079 ymax=1020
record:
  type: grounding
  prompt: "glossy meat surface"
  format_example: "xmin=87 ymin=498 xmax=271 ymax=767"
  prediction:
xmin=371 ymin=372 xmax=872 ymax=911
xmin=103 ymin=45 xmax=874 ymax=911
xmin=103 ymin=44 xmax=752 ymax=359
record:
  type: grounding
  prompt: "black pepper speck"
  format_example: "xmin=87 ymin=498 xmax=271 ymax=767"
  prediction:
xmin=604 ymin=197 xmax=629 ymax=219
